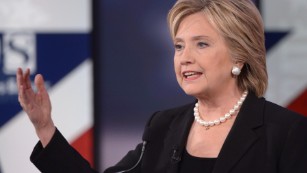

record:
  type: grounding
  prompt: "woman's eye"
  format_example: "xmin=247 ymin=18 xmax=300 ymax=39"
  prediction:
xmin=174 ymin=44 xmax=183 ymax=51
xmin=198 ymin=42 xmax=208 ymax=48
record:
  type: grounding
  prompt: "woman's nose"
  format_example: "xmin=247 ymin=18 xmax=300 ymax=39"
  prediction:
xmin=180 ymin=47 xmax=194 ymax=65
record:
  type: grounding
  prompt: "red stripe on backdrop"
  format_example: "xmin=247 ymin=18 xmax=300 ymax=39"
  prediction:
xmin=287 ymin=88 xmax=307 ymax=117
xmin=71 ymin=127 xmax=94 ymax=167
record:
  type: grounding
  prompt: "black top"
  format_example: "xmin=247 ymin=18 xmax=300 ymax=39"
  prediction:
xmin=179 ymin=149 xmax=217 ymax=173
xmin=30 ymin=93 xmax=307 ymax=173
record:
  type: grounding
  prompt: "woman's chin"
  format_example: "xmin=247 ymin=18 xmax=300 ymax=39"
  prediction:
xmin=182 ymin=88 xmax=202 ymax=97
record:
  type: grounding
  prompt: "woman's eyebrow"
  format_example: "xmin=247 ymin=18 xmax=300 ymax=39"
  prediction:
xmin=174 ymin=35 xmax=211 ymax=42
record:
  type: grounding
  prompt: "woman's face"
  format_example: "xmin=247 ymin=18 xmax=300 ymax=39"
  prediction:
xmin=174 ymin=12 xmax=236 ymax=98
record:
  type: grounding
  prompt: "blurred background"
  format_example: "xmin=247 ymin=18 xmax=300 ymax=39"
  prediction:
xmin=0 ymin=0 xmax=306 ymax=172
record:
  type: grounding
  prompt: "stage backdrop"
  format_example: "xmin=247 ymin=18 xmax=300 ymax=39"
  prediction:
xmin=96 ymin=0 xmax=193 ymax=170
xmin=96 ymin=0 xmax=307 ymax=171
xmin=0 ymin=0 xmax=93 ymax=173
xmin=262 ymin=0 xmax=307 ymax=116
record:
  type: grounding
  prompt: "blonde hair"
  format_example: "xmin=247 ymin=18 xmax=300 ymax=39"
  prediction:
xmin=168 ymin=0 xmax=267 ymax=97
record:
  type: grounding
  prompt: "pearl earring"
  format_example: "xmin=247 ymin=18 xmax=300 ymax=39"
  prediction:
xmin=232 ymin=66 xmax=241 ymax=76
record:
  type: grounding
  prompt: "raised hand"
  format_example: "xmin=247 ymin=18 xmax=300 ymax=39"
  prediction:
xmin=16 ymin=68 xmax=55 ymax=147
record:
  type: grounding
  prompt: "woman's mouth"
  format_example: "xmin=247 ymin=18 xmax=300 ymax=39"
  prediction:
xmin=182 ymin=71 xmax=203 ymax=79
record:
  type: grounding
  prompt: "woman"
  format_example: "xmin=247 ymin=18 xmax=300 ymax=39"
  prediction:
xmin=17 ymin=0 xmax=307 ymax=172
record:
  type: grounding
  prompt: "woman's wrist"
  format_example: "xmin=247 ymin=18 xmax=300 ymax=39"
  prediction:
xmin=35 ymin=122 xmax=56 ymax=148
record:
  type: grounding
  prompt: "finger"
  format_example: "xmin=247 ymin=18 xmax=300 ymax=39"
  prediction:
xmin=16 ymin=68 xmax=24 ymax=90
xmin=17 ymin=68 xmax=27 ymax=105
xmin=24 ymin=68 xmax=32 ymax=89
xmin=18 ymin=70 xmax=34 ymax=99
xmin=34 ymin=74 xmax=49 ymax=108
xmin=19 ymin=83 xmax=36 ymax=110
xmin=18 ymin=85 xmax=28 ymax=108
xmin=17 ymin=68 xmax=33 ymax=103
xmin=35 ymin=74 xmax=46 ymax=93
xmin=19 ymin=84 xmax=28 ymax=103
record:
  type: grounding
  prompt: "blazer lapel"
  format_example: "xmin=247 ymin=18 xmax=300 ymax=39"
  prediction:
xmin=164 ymin=103 xmax=195 ymax=173
xmin=213 ymin=93 xmax=265 ymax=173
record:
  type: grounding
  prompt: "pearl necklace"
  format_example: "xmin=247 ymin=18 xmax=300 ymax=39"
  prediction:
xmin=194 ymin=91 xmax=248 ymax=130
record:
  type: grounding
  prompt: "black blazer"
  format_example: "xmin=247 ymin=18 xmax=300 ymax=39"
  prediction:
xmin=31 ymin=93 xmax=307 ymax=173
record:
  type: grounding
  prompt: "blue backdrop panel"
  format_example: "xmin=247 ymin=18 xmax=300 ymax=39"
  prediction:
xmin=0 ymin=33 xmax=91 ymax=127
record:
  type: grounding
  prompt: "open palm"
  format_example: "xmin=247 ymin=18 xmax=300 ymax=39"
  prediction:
xmin=16 ymin=68 xmax=55 ymax=146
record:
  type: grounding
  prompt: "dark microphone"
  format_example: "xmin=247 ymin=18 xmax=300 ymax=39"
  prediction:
xmin=171 ymin=146 xmax=181 ymax=163
xmin=115 ymin=127 xmax=151 ymax=173
xmin=115 ymin=141 xmax=147 ymax=173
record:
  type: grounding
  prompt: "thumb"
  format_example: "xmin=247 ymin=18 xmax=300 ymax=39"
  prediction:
xmin=34 ymin=74 xmax=46 ymax=93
